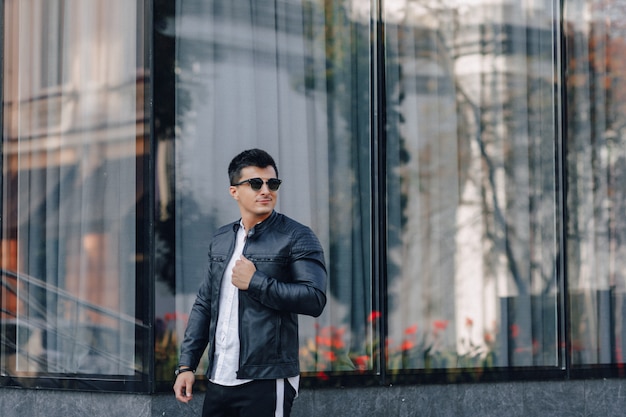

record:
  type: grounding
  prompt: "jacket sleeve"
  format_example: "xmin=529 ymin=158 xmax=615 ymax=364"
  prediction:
xmin=246 ymin=227 xmax=327 ymax=317
xmin=177 ymin=264 xmax=212 ymax=369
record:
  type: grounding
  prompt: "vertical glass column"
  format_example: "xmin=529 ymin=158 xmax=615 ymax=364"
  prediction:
xmin=1 ymin=0 xmax=149 ymax=385
xmin=384 ymin=0 xmax=561 ymax=375
xmin=564 ymin=0 xmax=626 ymax=368
xmin=154 ymin=0 xmax=374 ymax=385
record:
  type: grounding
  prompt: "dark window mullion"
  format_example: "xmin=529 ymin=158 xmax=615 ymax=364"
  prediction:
xmin=557 ymin=0 xmax=571 ymax=378
xmin=371 ymin=0 xmax=388 ymax=385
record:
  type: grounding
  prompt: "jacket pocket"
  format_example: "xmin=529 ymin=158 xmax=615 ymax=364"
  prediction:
xmin=247 ymin=255 xmax=290 ymax=281
xmin=275 ymin=315 xmax=282 ymax=357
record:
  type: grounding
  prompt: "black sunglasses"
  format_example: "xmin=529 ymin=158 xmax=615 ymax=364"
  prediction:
xmin=233 ymin=177 xmax=282 ymax=191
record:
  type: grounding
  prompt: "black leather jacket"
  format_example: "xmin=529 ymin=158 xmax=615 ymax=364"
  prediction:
xmin=178 ymin=210 xmax=327 ymax=380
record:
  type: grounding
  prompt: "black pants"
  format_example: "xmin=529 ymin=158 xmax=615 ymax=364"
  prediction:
xmin=202 ymin=379 xmax=297 ymax=417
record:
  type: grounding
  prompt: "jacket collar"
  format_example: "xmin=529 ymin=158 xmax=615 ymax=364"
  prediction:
xmin=232 ymin=210 xmax=278 ymax=239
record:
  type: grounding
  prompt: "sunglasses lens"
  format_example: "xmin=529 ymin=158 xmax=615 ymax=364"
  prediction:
xmin=248 ymin=178 xmax=264 ymax=191
xmin=268 ymin=179 xmax=281 ymax=191
xmin=237 ymin=178 xmax=281 ymax=191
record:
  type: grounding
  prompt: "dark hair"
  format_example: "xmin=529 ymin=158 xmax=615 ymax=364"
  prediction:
xmin=228 ymin=148 xmax=279 ymax=185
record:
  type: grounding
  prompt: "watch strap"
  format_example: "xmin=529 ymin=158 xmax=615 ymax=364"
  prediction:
xmin=174 ymin=367 xmax=195 ymax=377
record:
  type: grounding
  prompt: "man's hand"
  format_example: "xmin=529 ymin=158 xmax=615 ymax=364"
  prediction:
xmin=173 ymin=371 xmax=195 ymax=403
xmin=232 ymin=255 xmax=256 ymax=290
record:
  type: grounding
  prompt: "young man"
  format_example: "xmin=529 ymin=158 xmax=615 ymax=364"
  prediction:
xmin=173 ymin=148 xmax=327 ymax=416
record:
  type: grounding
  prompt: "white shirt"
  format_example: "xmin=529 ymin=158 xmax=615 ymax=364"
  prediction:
xmin=210 ymin=222 xmax=250 ymax=386
xmin=209 ymin=222 xmax=300 ymax=395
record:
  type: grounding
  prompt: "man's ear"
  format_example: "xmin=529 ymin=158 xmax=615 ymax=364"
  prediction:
xmin=229 ymin=186 xmax=239 ymax=200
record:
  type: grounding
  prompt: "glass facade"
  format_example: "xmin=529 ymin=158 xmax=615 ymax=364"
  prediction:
xmin=1 ymin=0 xmax=626 ymax=393
xmin=1 ymin=0 xmax=150 ymax=389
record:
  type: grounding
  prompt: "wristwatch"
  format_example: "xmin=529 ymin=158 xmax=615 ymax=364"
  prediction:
xmin=174 ymin=366 xmax=195 ymax=377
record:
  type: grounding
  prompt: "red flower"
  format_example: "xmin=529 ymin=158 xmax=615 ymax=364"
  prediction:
xmin=465 ymin=317 xmax=474 ymax=327
xmin=331 ymin=336 xmax=345 ymax=349
xmin=316 ymin=371 xmax=329 ymax=381
xmin=400 ymin=340 xmax=415 ymax=351
xmin=354 ymin=355 xmax=369 ymax=371
xmin=332 ymin=327 xmax=346 ymax=349
xmin=510 ymin=324 xmax=520 ymax=338
xmin=323 ymin=350 xmax=337 ymax=362
xmin=404 ymin=324 xmax=418 ymax=335
xmin=316 ymin=336 xmax=332 ymax=347
xmin=367 ymin=311 xmax=382 ymax=323
xmin=433 ymin=320 xmax=449 ymax=331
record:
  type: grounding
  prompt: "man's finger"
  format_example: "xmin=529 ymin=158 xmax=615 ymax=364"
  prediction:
xmin=173 ymin=374 xmax=194 ymax=403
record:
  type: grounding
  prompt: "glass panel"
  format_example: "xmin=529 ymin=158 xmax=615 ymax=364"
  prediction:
xmin=1 ymin=0 xmax=149 ymax=382
xmin=384 ymin=1 xmax=560 ymax=373
xmin=564 ymin=0 xmax=626 ymax=367
xmin=154 ymin=0 xmax=372 ymax=385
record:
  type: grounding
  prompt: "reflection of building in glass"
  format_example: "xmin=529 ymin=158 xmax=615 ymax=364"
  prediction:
xmin=1 ymin=0 xmax=147 ymax=376
xmin=384 ymin=0 xmax=559 ymax=368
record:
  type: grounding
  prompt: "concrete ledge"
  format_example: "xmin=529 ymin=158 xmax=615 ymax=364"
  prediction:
xmin=2 ymin=378 xmax=626 ymax=416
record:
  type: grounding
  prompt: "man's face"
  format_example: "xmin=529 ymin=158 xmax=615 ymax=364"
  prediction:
xmin=230 ymin=165 xmax=279 ymax=225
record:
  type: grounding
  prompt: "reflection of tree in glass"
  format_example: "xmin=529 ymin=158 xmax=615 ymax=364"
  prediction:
xmin=565 ymin=15 xmax=626 ymax=365
xmin=384 ymin=3 xmax=561 ymax=370
xmin=153 ymin=0 xmax=200 ymax=294
xmin=301 ymin=0 xmax=409 ymax=358
xmin=155 ymin=193 xmax=218 ymax=294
